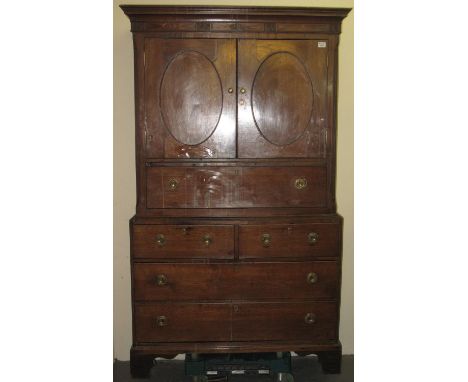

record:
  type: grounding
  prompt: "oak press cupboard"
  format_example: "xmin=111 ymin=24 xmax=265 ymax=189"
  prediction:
xmin=120 ymin=5 xmax=351 ymax=378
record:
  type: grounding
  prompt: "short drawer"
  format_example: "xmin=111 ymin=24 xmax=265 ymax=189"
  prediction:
xmin=232 ymin=302 xmax=338 ymax=342
xmin=134 ymin=303 xmax=231 ymax=343
xmin=132 ymin=224 xmax=234 ymax=259
xmin=133 ymin=261 xmax=339 ymax=301
xmin=146 ymin=166 xmax=327 ymax=209
xmin=239 ymin=223 xmax=341 ymax=258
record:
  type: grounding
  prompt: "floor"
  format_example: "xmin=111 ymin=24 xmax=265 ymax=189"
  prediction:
xmin=113 ymin=355 xmax=353 ymax=382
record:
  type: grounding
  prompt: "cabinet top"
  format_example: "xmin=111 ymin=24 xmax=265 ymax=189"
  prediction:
xmin=120 ymin=5 xmax=351 ymax=19
xmin=121 ymin=5 xmax=351 ymax=34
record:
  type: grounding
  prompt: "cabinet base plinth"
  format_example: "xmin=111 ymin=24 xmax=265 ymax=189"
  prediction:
xmin=130 ymin=343 xmax=342 ymax=377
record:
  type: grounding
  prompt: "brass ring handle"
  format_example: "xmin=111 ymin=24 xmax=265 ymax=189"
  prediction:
xmin=304 ymin=313 xmax=316 ymax=324
xmin=240 ymin=87 xmax=246 ymax=94
xmin=156 ymin=274 xmax=168 ymax=286
xmin=261 ymin=233 xmax=271 ymax=248
xmin=156 ymin=316 xmax=167 ymax=327
xmin=202 ymin=234 xmax=212 ymax=246
xmin=228 ymin=87 xmax=234 ymax=93
xmin=155 ymin=234 xmax=166 ymax=247
xmin=294 ymin=178 xmax=308 ymax=190
xmin=168 ymin=178 xmax=179 ymax=191
xmin=308 ymin=232 xmax=319 ymax=245
xmin=307 ymin=272 xmax=318 ymax=284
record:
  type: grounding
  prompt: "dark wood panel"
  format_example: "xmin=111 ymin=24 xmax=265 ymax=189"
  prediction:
xmin=146 ymin=166 xmax=328 ymax=209
xmin=137 ymin=207 xmax=334 ymax=217
xmin=134 ymin=303 xmax=231 ymax=342
xmin=133 ymin=262 xmax=339 ymax=301
xmin=121 ymin=5 xmax=351 ymax=36
xmin=120 ymin=5 xmax=351 ymax=18
xmin=131 ymin=214 xmax=343 ymax=226
xmin=232 ymin=302 xmax=337 ymax=341
xmin=145 ymin=38 xmax=236 ymax=159
xmin=145 ymin=158 xmax=328 ymax=166
xmin=276 ymin=23 xmax=331 ymax=32
xmin=252 ymin=52 xmax=314 ymax=146
xmin=238 ymin=39 xmax=329 ymax=158
xmin=160 ymin=51 xmax=223 ymax=146
xmin=132 ymin=224 xmax=234 ymax=259
xmin=131 ymin=342 xmax=341 ymax=355
xmin=239 ymin=222 xmax=341 ymax=258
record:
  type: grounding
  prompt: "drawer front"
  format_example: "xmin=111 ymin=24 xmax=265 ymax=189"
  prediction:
xmin=132 ymin=224 xmax=234 ymax=259
xmin=133 ymin=261 xmax=339 ymax=301
xmin=239 ymin=223 xmax=340 ymax=258
xmin=134 ymin=303 xmax=231 ymax=343
xmin=232 ymin=302 xmax=338 ymax=342
xmin=146 ymin=166 xmax=327 ymax=209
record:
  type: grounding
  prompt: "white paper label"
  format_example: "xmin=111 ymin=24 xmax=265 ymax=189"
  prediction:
xmin=318 ymin=41 xmax=327 ymax=48
xmin=231 ymin=370 xmax=245 ymax=374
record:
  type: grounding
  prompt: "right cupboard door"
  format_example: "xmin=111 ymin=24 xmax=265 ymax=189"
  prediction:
xmin=237 ymin=40 xmax=329 ymax=158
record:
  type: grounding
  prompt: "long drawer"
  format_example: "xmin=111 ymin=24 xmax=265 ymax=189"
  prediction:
xmin=132 ymin=224 xmax=234 ymax=259
xmin=133 ymin=301 xmax=338 ymax=343
xmin=146 ymin=166 xmax=327 ymax=209
xmin=133 ymin=261 xmax=339 ymax=301
xmin=239 ymin=222 xmax=340 ymax=258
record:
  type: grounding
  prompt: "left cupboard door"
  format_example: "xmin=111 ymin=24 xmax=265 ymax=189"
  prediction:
xmin=144 ymin=38 xmax=237 ymax=159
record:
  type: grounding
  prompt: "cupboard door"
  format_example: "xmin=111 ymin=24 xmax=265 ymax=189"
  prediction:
xmin=144 ymin=39 xmax=236 ymax=158
xmin=238 ymin=40 xmax=329 ymax=158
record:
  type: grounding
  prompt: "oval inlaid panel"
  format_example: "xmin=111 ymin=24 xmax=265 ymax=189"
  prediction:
xmin=160 ymin=51 xmax=223 ymax=146
xmin=252 ymin=52 xmax=314 ymax=146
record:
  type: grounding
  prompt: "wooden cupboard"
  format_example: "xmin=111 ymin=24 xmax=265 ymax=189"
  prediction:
xmin=121 ymin=5 xmax=350 ymax=377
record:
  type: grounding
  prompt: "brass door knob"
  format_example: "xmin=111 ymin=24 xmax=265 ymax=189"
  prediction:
xmin=202 ymin=234 xmax=212 ymax=246
xmin=294 ymin=178 xmax=307 ymax=190
xmin=307 ymin=272 xmax=318 ymax=284
xmin=168 ymin=178 xmax=179 ymax=190
xmin=304 ymin=313 xmax=316 ymax=324
xmin=240 ymin=87 xmax=246 ymax=94
xmin=156 ymin=316 xmax=167 ymax=327
xmin=261 ymin=233 xmax=271 ymax=247
xmin=228 ymin=87 xmax=234 ymax=93
xmin=155 ymin=234 xmax=166 ymax=247
xmin=308 ymin=232 xmax=319 ymax=245
xmin=156 ymin=274 xmax=168 ymax=286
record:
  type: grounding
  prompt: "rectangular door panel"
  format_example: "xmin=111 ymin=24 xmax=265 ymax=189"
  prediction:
xmin=145 ymin=38 xmax=236 ymax=158
xmin=238 ymin=40 xmax=329 ymax=158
